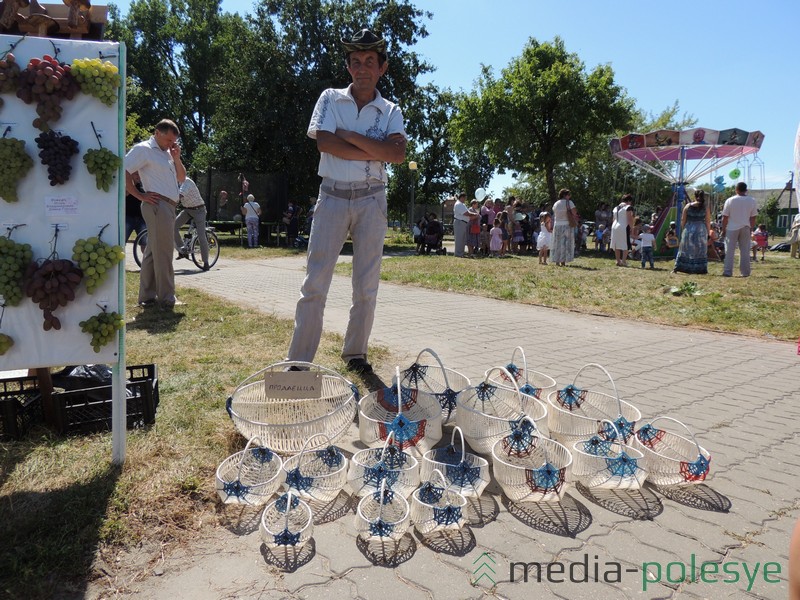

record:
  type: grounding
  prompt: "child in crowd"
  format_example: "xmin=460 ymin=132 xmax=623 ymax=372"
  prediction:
xmin=479 ymin=223 xmax=491 ymax=256
xmin=664 ymin=223 xmax=679 ymax=254
xmin=537 ymin=212 xmax=551 ymax=265
xmin=499 ymin=211 xmax=510 ymax=257
xmin=638 ymin=224 xmax=656 ymax=269
xmin=602 ymin=225 xmax=611 ymax=253
xmin=753 ymin=224 xmax=768 ymax=261
xmin=489 ymin=218 xmax=503 ymax=258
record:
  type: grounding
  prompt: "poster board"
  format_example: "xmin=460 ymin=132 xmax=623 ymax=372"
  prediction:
xmin=0 ymin=35 xmax=125 ymax=373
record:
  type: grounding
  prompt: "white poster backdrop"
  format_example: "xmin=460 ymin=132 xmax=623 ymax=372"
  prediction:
xmin=0 ymin=35 xmax=125 ymax=372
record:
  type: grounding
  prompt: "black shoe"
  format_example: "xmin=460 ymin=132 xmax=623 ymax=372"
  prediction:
xmin=176 ymin=252 xmax=189 ymax=260
xmin=138 ymin=299 xmax=156 ymax=308
xmin=346 ymin=358 xmax=373 ymax=375
xmin=201 ymin=263 xmax=210 ymax=271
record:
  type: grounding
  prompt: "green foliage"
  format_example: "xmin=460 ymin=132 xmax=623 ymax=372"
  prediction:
xmin=760 ymin=194 xmax=779 ymax=227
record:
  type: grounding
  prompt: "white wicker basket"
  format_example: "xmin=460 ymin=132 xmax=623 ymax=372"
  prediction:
xmin=571 ymin=419 xmax=648 ymax=490
xmin=281 ymin=433 xmax=348 ymax=503
xmin=492 ymin=417 xmax=572 ymax=503
xmin=456 ymin=366 xmax=548 ymax=455
xmin=488 ymin=346 xmax=557 ymax=409
xmin=347 ymin=431 xmax=421 ymax=498
xmin=400 ymin=348 xmax=471 ymax=424
xmin=410 ymin=469 xmax=467 ymax=535
xmin=420 ymin=426 xmax=490 ymax=498
xmin=359 ymin=367 xmax=442 ymax=458
xmin=226 ymin=361 xmax=358 ymax=455
xmin=634 ymin=416 xmax=711 ymax=487
xmin=259 ymin=491 xmax=314 ymax=549
xmin=546 ymin=363 xmax=641 ymax=446
xmin=355 ymin=479 xmax=411 ymax=542
xmin=215 ymin=436 xmax=284 ymax=505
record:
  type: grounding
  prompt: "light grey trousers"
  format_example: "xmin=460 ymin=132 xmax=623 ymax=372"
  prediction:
xmin=139 ymin=199 xmax=176 ymax=304
xmin=174 ymin=205 xmax=209 ymax=264
xmin=723 ymin=226 xmax=752 ymax=277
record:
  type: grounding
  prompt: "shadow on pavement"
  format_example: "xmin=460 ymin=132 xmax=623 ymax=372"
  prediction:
xmin=575 ymin=482 xmax=663 ymax=520
xmin=651 ymin=483 xmax=732 ymax=512
xmin=504 ymin=492 xmax=593 ymax=538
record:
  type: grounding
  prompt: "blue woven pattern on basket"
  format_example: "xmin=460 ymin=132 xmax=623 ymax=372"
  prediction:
xmin=251 ymin=447 xmax=274 ymax=463
xmin=379 ymin=445 xmax=409 ymax=468
xmin=372 ymin=488 xmax=395 ymax=504
xmin=418 ymin=482 xmax=444 ymax=504
xmin=316 ymin=446 xmax=343 ymax=468
xmin=446 ymin=460 xmax=481 ymax=488
xmin=402 ymin=363 xmax=428 ymax=387
xmin=680 ymin=454 xmax=710 ymax=481
xmin=364 ymin=462 xmax=400 ymax=489
xmin=605 ymin=451 xmax=640 ymax=477
xmin=503 ymin=417 xmax=536 ymax=456
xmin=377 ymin=385 xmax=417 ymax=412
xmin=557 ymin=384 xmax=585 ymax=410
xmin=613 ymin=415 xmax=636 ymax=442
xmin=583 ymin=435 xmax=613 ymax=456
xmin=505 ymin=362 xmax=523 ymax=382
xmin=433 ymin=504 xmax=462 ymax=526
xmin=350 ymin=383 xmax=361 ymax=403
xmin=369 ymin=519 xmax=395 ymax=538
xmin=434 ymin=388 xmax=458 ymax=419
xmin=223 ymin=479 xmax=250 ymax=500
xmin=526 ymin=461 xmax=563 ymax=493
xmin=273 ymin=528 xmax=301 ymax=546
xmin=285 ymin=468 xmax=313 ymax=492
xmin=386 ymin=413 xmax=424 ymax=444
xmin=519 ymin=383 xmax=542 ymax=399
xmin=275 ymin=493 xmax=300 ymax=512
xmin=475 ymin=382 xmax=499 ymax=403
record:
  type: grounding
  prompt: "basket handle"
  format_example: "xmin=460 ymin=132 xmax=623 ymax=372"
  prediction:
xmin=510 ymin=415 xmax=546 ymax=463
xmin=414 ymin=348 xmax=451 ymax=391
xmin=450 ymin=426 xmax=466 ymax=463
xmin=571 ymin=363 xmax=622 ymax=415
xmin=381 ymin=429 xmax=398 ymax=453
xmin=509 ymin=346 xmax=530 ymax=385
xmin=484 ymin=366 xmax=524 ymax=411
xmin=377 ymin=477 xmax=387 ymax=523
xmin=395 ymin=366 xmax=403 ymax=418
xmin=283 ymin=490 xmax=293 ymax=531
xmin=643 ymin=416 xmax=704 ymax=456
xmin=294 ymin=432 xmax=333 ymax=463
xmin=597 ymin=418 xmax=625 ymax=448
xmin=237 ymin=436 xmax=266 ymax=482
xmin=428 ymin=467 xmax=448 ymax=490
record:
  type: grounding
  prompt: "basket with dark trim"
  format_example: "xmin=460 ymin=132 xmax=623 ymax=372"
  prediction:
xmin=634 ymin=416 xmax=711 ymax=486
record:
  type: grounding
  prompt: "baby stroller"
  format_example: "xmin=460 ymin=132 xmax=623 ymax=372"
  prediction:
xmin=424 ymin=219 xmax=446 ymax=255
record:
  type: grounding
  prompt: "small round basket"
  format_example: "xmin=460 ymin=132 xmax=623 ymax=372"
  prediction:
xmin=281 ymin=433 xmax=348 ymax=503
xmin=400 ymin=348 xmax=471 ymax=424
xmin=488 ymin=346 xmax=557 ymax=413
xmin=355 ymin=479 xmax=411 ymax=542
xmin=420 ymin=426 xmax=490 ymax=498
xmin=456 ymin=366 xmax=548 ymax=455
xmin=571 ymin=419 xmax=648 ymax=490
xmin=226 ymin=361 xmax=358 ymax=455
xmin=259 ymin=491 xmax=314 ymax=549
xmin=358 ymin=367 xmax=442 ymax=458
xmin=492 ymin=417 xmax=572 ymax=503
xmin=347 ymin=431 xmax=421 ymax=498
xmin=215 ymin=436 xmax=284 ymax=505
xmin=410 ymin=468 xmax=468 ymax=535
xmin=546 ymin=363 xmax=641 ymax=446
xmin=634 ymin=416 xmax=711 ymax=487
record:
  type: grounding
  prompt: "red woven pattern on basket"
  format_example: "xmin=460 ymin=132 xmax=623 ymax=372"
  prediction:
xmin=376 ymin=387 xmax=418 ymax=412
xmin=524 ymin=463 xmax=565 ymax=495
xmin=679 ymin=455 xmax=710 ymax=482
xmin=378 ymin=419 xmax=427 ymax=451
xmin=636 ymin=427 xmax=666 ymax=449
xmin=556 ymin=386 xmax=587 ymax=411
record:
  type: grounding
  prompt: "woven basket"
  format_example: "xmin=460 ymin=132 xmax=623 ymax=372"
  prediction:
xmin=410 ymin=469 xmax=467 ymax=535
xmin=281 ymin=433 xmax=348 ymax=503
xmin=420 ymin=426 xmax=490 ymax=498
xmin=492 ymin=417 xmax=572 ymax=503
xmin=226 ymin=361 xmax=358 ymax=455
xmin=488 ymin=346 xmax=557 ymax=411
xmin=455 ymin=366 xmax=548 ymax=455
xmin=400 ymin=348 xmax=471 ymax=424
xmin=546 ymin=363 xmax=641 ymax=446
xmin=634 ymin=416 xmax=711 ymax=487
xmin=359 ymin=367 xmax=442 ymax=458
xmin=347 ymin=431 xmax=420 ymax=498
xmin=571 ymin=419 xmax=648 ymax=490
xmin=215 ymin=436 xmax=284 ymax=505
xmin=355 ymin=479 xmax=411 ymax=542
xmin=259 ymin=491 xmax=314 ymax=549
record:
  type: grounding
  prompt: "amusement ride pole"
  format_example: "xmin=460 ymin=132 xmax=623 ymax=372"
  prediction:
xmin=675 ymin=145 xmax=687 ymax=239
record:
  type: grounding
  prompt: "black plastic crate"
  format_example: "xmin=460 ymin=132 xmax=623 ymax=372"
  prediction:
xmin=50 ymin=364 xmax=159 ymax=434
xmin=0 ymin=376 xmax=43 ymax=441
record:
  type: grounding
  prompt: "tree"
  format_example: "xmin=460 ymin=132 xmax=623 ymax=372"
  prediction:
xmin=450 ymin=37 xmax=634 ymax=205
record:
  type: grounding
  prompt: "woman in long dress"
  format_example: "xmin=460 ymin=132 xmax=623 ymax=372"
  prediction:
xmin=550 ymin=188 xmax=578 ymax=266
xmin=610 ymin=194 xmax=632 ymax=266
xmin=673 ymin=189 xmax=711 ymax=274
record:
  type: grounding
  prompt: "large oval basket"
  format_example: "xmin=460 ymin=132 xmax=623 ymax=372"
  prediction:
xmin=634 ymin=416 xmax=711 ymax=487
xmin=571 ymin=420 xmax=648 ymax=490
xmin=400 ymin=348 xmax=471 ymax=424
xmin=215 ymin=436 xmax=284 ymax=505
xmin=488 ymin=346 xmax=557 ymax=412
xmin=546 ymin=363 xmax=641 ymax=446
xmin=226 ymin=361 xmax=358 ymax=454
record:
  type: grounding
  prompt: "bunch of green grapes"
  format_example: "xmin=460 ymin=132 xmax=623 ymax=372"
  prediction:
xmin=0 ymin=332 xmax=13 ymax=356
xmin=70 ymin=58 xmax=121 ymax=106
xmin=72 ymin=235 xmax=124 ymax=294
xmin=0 ymin=236 xmax=34 ymax=305
xmin=0 ymin=52 xmax=21 ymax=112
xmin=35 ymin=130 xmax=79 ymax=186
xmin=79 ymin=310 xmax=124 ymax=352
xmin=0 ymin=137 xmax=34 ymax=202
xmin=16 ymin=55 xmax=80 ymax=131
xmin=83 ymin=148 xmax=122 ymax=192
xmin=23 ymin=258 xmax=83 ymax=331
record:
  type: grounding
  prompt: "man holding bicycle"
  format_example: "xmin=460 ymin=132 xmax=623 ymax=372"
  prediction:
xmin=174 ymin=176 xmax=210 ymax=271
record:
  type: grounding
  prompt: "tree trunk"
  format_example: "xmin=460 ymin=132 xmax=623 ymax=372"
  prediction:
xmin=545 ymin=166 xmax=557 ymax=203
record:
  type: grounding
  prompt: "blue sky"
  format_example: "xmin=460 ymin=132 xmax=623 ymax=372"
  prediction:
xmin=113 ymin=0 xmax=799 ymax=196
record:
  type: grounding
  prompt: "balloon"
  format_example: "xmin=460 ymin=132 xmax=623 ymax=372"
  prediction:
xmin=713 ymin=183 xmax=725 ymax=193
xmin=729 ymin=168 xmax=741 ymax=179
xmin=475 ymin=188 xmax=486 ymax=201
xmin=714 ymin=176 xmax=725 ymax=184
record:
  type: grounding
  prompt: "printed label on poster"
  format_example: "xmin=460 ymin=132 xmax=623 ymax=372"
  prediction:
xmin=45 ymin=196 xmax=79 ymax=217
xmin=264 ymin=371 xmax=322 ymax=399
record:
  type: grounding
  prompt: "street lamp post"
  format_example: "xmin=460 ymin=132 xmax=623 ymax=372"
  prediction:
xmin=408 ymin=161 xmax=418 ymax=230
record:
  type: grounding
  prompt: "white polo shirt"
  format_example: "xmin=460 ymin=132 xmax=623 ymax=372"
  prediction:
xmin=179 ymin=177 xmax=205 ymax=209
xmin=722 ymin=193 xmax=758 ymax=231
xmin=125 ymin=137 xmax=180 ymax=202
xmin=308 ymin=85 xmax=406 ymax=184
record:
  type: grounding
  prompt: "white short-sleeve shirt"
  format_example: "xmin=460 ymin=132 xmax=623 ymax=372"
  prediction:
xmin=125 ymin=137 xmax=180 ymax=202
xmin=179 ymin=177 xmax=205 ymax=208
xmin=722 ymin=194 xmax=758 ymax=231
xmin=308 ymin=85 xmax=406 ymax=184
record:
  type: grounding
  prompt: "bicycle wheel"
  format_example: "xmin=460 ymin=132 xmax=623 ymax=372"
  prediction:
xmin=191 ymin=229 xmax=220 ymax=268
xmin=132 ymin=229 xmax=148 ymax=268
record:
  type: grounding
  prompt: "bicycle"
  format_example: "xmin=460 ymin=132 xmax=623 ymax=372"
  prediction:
xmin=133 ymin=220 xmax=220 ymax=270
